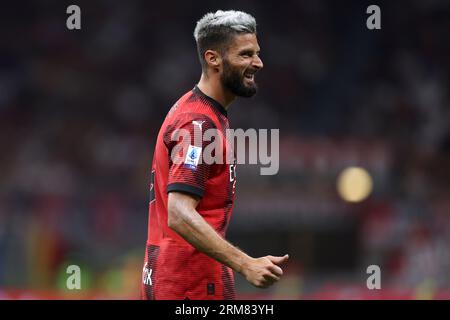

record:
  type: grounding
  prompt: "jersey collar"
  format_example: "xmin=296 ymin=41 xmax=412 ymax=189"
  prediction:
xmin=192 ymin=85 xmax=228 ymax=118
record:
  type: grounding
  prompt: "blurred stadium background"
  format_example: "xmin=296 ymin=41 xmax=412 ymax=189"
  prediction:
xmin=1 ymin=0 xmax=449 ymax=299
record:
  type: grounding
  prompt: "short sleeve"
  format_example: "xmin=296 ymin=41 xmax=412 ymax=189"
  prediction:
xmin=164 ymin=114 xmax=218 ymax=198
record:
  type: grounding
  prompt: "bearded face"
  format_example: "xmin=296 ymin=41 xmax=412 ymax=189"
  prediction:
xmin=220 ymin=57 xmax=259 ymax=98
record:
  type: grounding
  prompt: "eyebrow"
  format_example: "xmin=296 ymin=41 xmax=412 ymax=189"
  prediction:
xmin=238 ymin=48 xmax=260 ymax=55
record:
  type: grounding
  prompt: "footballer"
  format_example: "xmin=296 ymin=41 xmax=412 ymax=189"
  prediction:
xmin=141 ymin=10 xmax=289 ymax=300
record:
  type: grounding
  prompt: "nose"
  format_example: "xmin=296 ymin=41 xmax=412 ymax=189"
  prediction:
xmin=253 ymin=54 xmax=263 ymax=70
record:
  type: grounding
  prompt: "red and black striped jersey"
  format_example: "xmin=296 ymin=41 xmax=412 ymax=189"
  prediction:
xmin=142 ymin=85 xmax=237 ymax=299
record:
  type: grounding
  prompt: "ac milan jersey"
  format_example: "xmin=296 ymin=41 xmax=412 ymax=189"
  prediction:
xmin=141 ymin=86 xmax=237 ymax=300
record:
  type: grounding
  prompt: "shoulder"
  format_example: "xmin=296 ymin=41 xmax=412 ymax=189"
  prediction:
xmin=164 ymin=88 xmax=225 ymax=134
xmin=167 ymin=90 xmax=219 ymax=131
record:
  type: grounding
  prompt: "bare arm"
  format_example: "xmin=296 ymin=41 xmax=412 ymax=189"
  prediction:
xmin=168 ymin=191 xmax=289 ymax=288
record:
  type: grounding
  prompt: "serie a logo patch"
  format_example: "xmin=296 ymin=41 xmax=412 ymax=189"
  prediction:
xmin=184 ymin=145 xmax=202 ymax=170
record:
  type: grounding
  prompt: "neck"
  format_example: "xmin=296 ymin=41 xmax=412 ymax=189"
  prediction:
xmin=197 ymin=73 xmax=235 ymax=110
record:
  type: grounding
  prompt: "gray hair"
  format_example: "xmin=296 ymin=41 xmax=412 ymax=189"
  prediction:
xmin=194 ymin=10 xmax=257 ymax=42
xmin=193 ymin=10 xmax=257 ymax=69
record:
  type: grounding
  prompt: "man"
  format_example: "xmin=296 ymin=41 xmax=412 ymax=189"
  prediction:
xmin=141 ymin=10 xmax=289 ymax=300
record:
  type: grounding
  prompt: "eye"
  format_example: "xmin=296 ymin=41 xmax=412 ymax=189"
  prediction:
xmin=240 ymin=51 xmax=253 ymax=58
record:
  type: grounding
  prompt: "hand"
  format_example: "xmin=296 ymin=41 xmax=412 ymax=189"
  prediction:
xmin=241 ymin=254 xmax=289 ymax=288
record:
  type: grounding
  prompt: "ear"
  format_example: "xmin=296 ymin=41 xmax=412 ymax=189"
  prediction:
xmin=204 ymin=49 xmax=222 ymax=72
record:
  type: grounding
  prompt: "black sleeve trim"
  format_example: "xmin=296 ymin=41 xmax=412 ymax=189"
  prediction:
xmin=167 ymin=183 xmax=204 ymax=198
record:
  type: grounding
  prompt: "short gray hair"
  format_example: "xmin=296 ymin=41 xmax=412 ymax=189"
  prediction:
xmin=193 ymin=10 xmax=257 ymax=69
xmin=194 ymin=10 xmax=256 ymax=42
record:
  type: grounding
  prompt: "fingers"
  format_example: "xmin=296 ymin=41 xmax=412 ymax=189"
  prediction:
xmin=256 ymin=274 xmax=278 ymax=288
xmin=263 ymin=271 xmax=280 ymax=282
xmin=267 ymin=254 xmax=289 ymax=266
xmin=251 ymin=268 xmax=281 ymax=288
xmin=247 ymin=255 xmax=290 ymax=288
xmin=260 ymin=264 xmax=282 ymax=287
xmin=267 ymin=264 xmax=283 ymax=277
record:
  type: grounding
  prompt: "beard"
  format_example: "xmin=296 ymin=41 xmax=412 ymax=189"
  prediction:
xmin=220 ymin=58 xmax=258 ymax=98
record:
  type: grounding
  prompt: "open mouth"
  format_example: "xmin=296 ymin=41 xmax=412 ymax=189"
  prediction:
xmin=244 ymin=72 xmax=255 ymax=81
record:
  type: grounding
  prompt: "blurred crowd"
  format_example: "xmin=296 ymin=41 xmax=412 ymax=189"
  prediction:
xmin=0 ymin=0 xmax=449 ymax=298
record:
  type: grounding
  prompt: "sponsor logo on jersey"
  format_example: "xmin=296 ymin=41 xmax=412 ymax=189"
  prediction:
xmin=192 ymin=120 xmax=206 ymax=131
